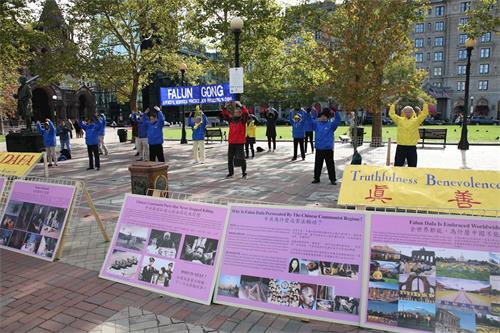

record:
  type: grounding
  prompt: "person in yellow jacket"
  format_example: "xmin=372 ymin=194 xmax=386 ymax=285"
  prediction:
xmin=389 ymin=97 xmax=428 ymax=167
xmin=245 ymin=116 xmax=257 ymax=159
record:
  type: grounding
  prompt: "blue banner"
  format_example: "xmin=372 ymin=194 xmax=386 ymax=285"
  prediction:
xmin=160 ymin=83 xmax=234 ymax=106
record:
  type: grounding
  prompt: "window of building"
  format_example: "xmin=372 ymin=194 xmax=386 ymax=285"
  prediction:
xmin=478 ymin=80 xmax=488 ymax=90
xmin=457 ymin=65 xmax=466 ymax=75
xmin=415 ymin=53 xmax=423 ymax=62
xmin=480 ymin=48 xmax=490 ymax=58
xmin=479 ymin=64 xmax=489 ymax=74
xmin=427 ymin=38 xmax=432 ymax=46
xmin=458 ymin=49 xmax=467 ymax=60
xmin=435 ymin=21 xmax=444 ymax=31
xmin=459 ymin=17 xmax=469 ymax=25
xmin=436 ymin=6 xmax=445 ymax=16
xmin=428 ymin=8 xmax=432 ymax=15
xmin=415 ymin=23 xmax=424 ymax=33
xmin=435 ymin=37 xmax=444 ymax=46
xmin=434 ymin=52 xmax=444 ymax=61
xmin=460 ymin=2 xmax=471 ymax=13
xmin=459 ymin=34 xmax=468 ymax=45
xmin=480 ymin=32 xmax=492 ymax=42
xmin=415 ymin=38 xmax=424 ymax=48
xmin=433 ymin=67 xmax=442 ymax=76
xmin=433 ymin=82 xmax=442 ymax=88
xmin=457 ymin=81 xmax=465 ymax=91
xmin=427 ymin=52 xmax=431 ymax=61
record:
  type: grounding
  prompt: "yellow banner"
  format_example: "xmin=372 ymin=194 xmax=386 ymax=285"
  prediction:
xmin=0 ymin=152 xmax=42 ymax=177
xmin=338 ymin=165 xmax=500 ymax=215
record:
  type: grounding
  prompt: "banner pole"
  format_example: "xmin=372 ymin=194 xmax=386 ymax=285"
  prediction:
xmin=386 ymin=138 xmax=391 ymax=166
xmin=43 ymin=152 xmax=49 ymax=178
xmin=82 ymin=183 xmax=110 ymax=242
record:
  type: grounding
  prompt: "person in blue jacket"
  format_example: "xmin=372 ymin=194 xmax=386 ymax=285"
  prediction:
xmin=304 ymin=107 xmax=317 ymax=154
xmin=80 ymin=114 xmax=104 ymax=170
xmin=56 ymin=119 xmax=73 ymax=154
xmin=98 ymin=113 xmax=108 ymax=156
xmin=144 ymin=106 xmax=165 ymax=162
xmin=36 ymin=119 xmax=57 ymax=167
xmin=311 ymin=108 xmax=342 ymax=185
xmin=188 ymin=111 xmax=208 ymax=164
xmin=131 ymin=110 xmax=149 ymax=161
xmin=288 ymin=107 xmax=307 ymax=161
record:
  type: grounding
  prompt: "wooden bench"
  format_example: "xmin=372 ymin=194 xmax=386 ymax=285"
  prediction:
xmin=339 ymin=135 xmax=350 ymax=143
xmin=205 ymin=128 xmax=223 ymax=143
xmin=418 ymin=128 xmax=447 ymax=148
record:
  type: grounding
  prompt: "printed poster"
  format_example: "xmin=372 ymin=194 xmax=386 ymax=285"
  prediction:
xmin=0 ymin=152 xmax=43 ymax=177
xmin=0 ymin=180 xmax=76 ymax=261
xmin=215 ymin=204 xmax=367 ymax=324
xmin=338 ymin=165 xmax=500 ymax=216
xmin=363 ymin=213 xmax=500 ymax=333
xmin=99 ymin=194 xmax=229 ymax=305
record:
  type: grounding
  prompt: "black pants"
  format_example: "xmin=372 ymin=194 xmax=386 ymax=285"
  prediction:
xmin=149 ymin=144 xmax=165 ymax=162
xmin=394 ymin=145 xmax=417 ymax=167
xmin=228 ymin=144 xmax=246 ymax=175
xmin=304 ymin=131 xmax=314 ymax=153
xmin=87 ymin=144 xmax=100 ymax=169
xmin=314 ymin=149 xmax=336 ymax=182
xmin=267 ymin=136 xmax=276 ymax=150
xmin=293 ymin=138 xmax=305 ymax=159
xmin=245 ymin=143 xmax=254 ymax=158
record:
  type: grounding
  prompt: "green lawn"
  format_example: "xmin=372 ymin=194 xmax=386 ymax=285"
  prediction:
xmin=0 ymin=136 xmax=5 ymax=143
xmin=151 ymin=125 xmax=500 ymax=143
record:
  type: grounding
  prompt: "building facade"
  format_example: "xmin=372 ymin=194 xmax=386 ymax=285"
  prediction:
xmin=412 ymin=0 xmax=500 ymax=121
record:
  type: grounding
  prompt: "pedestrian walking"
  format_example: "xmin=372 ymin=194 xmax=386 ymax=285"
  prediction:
xmin=131 ymin=110 xmax=149 ymax=161
xmin=80 ymin=114 xmax=104 ymax=170
xmin=264 ymin=108 xmax=278 ymax=151
xmin=221 ymin=102 xmax=249 ymax=178
xmin=304 ymin=107 xmax=317 ymax=154
xmin=98 ymin=113 xmax=108 ymax=155
xmin=289 ymin=107 xmax=307 ymax=161
xmin=245 ymin=116 xmax=257 ymax=159
xmin=311 ymin=109 xmax=342 ymax=185
xmin=57 ymin=119 xmax=72 ymax=153
xmin=389 ymin=97 xmax=428 ymax=167
xmin=36 ymin=119 xmax=57 ymax=167
xmin=144 ymin=106 xmax=165 ymax=162
xmin=73 ymin=119 xmax=83 ymax=138
xmin=188 ymin=111 xmax=208 ymax=164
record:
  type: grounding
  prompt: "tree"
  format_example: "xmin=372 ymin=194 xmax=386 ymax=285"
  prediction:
xmin=460 ymin=0 xmax=500 ymax=38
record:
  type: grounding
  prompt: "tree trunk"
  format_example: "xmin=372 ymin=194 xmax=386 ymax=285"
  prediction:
xmin=371 ymin=106 xmax=383 ymax=147
xmin=130 ymin=74 xmax=139 ymax=113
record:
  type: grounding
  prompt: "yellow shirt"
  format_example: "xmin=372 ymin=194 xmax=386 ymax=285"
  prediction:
xmin=389 ymin=103 xmax=429 ymax=146
xmin=246 ymin=121 xmax=256 ymax=138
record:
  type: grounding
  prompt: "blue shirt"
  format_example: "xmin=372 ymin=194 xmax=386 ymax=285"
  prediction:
xmin=132 ymin=113 xmax=149 ymax=138
xmin=80 ymin=117 xmax=103 ymax=145
xmin=144 ymin=110 xmax=165 ymax=145
xmin=312 ymin=111 xmax=341 ymax=150
xmin=98 ymin=116 xmax=106 ymax=136
xmin=188 ymin=114 xmax=208 ymax=140
xmin=289 ymin=110 xmax=307 ymax=138
xmin=37 ymin=120 xmax=56 ymax=147
xmin=304 ymin=111 xmax=317 ymax=132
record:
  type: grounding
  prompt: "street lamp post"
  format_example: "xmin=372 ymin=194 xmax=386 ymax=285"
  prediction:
xmin=458 ymin=38 xmax=476 ymax=164
xmin=230 ymin=17 xmax=244 ymax=101
xmin=179 ymin=63 xmax=188 ymax=144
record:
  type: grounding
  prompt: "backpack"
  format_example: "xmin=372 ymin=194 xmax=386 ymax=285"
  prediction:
xmin=60 ymin=149 xmax=72 ymax=160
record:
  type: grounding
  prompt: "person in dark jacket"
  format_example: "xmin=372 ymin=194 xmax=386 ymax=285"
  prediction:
xmin=80 ymin=115 xmax=104 ymax=170
xmin=57 ymin=119 xmax=73 ymax=153
xmin=221 ymin=102 xmax=249 ymax=178
xmin=36 ymin=119 xmax=57 ymax=167
xmin=144 ymin=106 xmax=165 ymax=162
xmin=188 ymin=111 xmax=208 ymax=163
xmin=304 ymin=107 xmax=317 ymax=154
xmin=131 ymin=110 xmax=149 ymax=161
xmin=312 ymin=109 xmax=342 ymax=185
xmin=264 ymin=108 xmax=278 ymax=151
xmin=289 ymin=108 xmax=307 ymax=161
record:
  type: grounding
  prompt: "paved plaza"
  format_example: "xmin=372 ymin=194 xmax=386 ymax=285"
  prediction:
xmin=1 ymin=129 xmax=499 ymax=333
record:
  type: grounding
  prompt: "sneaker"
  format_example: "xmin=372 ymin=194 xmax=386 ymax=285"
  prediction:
xmin=200 ymin=161 xmax=205 ymax=164
xmin=291 ymin=157 xmax=297 ymax=161
xmin=87 ymin=167 xmax=94 ymax=170
xmin=302 ymin=157 xmax=305 ymax=161
xmin=225 ymin=174 xmax=233 ymax=178
xmin=242 ymin=173 xmax=247 ymax=178
xmin=331 ymin=180 xmax=337 ymax=185
xmin=96 ymin=167 xmax=100 ymax=171
xmin=312 ymin=179 xmax=320 ymax=184
xmin=135 ymin=152 xmax=139 ymax=156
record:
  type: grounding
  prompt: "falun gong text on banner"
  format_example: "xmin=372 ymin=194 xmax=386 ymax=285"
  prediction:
xmin=0 ymin=152 xmax=43 ymax=177
xmin=338 ymin=165 xmax=500 ymax=215
xmin=160 ymin=83 xmax=234 ymax=106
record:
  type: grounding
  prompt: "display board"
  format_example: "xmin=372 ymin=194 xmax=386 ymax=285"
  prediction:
xmin=0 ymin=180 xmax=76 ymax=261
xmin=0 ymin=152 xmax=43 ymax=177
xmin=99 ymin=194 xmax=229 ymax=305
xmin=338 ymin=165 xmax=500 ymax=216
xmin=215 ymin=204 xmax=367 ymax=325
xmin=363 ymin=213 xmax=500 ymax=333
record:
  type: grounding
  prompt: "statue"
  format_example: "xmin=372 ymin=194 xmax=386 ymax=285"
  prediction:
xmin=13 ymin=76 xmax=33 ymax=131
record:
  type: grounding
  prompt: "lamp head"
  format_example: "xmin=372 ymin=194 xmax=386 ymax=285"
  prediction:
xmin=230 ymin=17 xmax=244 ymax=32
xmin=465 ymin=38 xmax=476 ymax=49
xmin=178 ymin=63 xmax=187 ymax=72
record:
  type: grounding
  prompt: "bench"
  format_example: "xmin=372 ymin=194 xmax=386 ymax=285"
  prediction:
xmin=339 ymin=135 xmax=350 ymax=143
xmin=205 ymin=128 xmax=223 ymax=143
xmin=418 ymin=128 xmax=447 ymax=148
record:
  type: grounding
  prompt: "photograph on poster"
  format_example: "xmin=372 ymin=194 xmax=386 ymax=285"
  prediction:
xmin=436 ymin=248 xmax=492 ymax=281
xmin=239 ymin=275 xmax=270 ymax=302
xmin=268 ymin=279 xmax=302 ymax=307
xmin=435 ymin=306 xmax=476 ymax=333
xmin=289 ymin=258 xmax=300 ymax=273
xmin=369 ymin=287 xmax=399 ymax=303
xmin=106 ymin=249 xmax=140 ymax=278
xmin=367 ymin=300 xmax=398 ymax=326
xmin=0 ymin=229 xmax=12 ymax=245
xmin=334 ymin=296 xmax=360 ymax=315
xmin=320 ymin=262 xmax=359 ymax=280
xmin=37 ymin=236 xmax=57 ymax=258
xmin=398 ymin=274 xmax=436 ymax=303
xmin=476 ymin=313 xmax=500 ymax=332
xmin=20 ymin=232 xmax=42 ymax=254
xmin=116 ymin=225 xmax=148 ymax=251
xmin=15 ymin=203 xmax=35 ymax=230
xmin=299 ymin=260 xmax=321 ymax=276
xmin=397 ymin=299 xmax=436 ymax=331
xmin=316 ymin=285 xmax=335 ymax=312
xmin=370 ymin=260 xmax=399 ymax=285
xmin=8 ymin=230 xmax=26 ymax=249
xmin=146 ymin=229 xmax=181 ymax=259
xmin=436 ymin=276 xmax=491 ymax=309
xmin=180 ymin=235 xmax=218 ymax=265
xmin=398 ymin=246 xmax=436 ymax=277
xmin=217 ymin=275 xmax=240 ymax=298
xmin=138 ymin=256 xmax=174 ymax=287
xmin=1 ymin=215 xmax=16 ymax=230
xmin=5 ymin=201 xmax=23 ymax=217
xmin=371 ymin=244 xmax=401 ymax=262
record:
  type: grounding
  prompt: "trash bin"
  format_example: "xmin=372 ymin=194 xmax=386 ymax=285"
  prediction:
xmin=128 ymin=161 xmax=169 ymax=196
xmin=117 ymin=128 xmax=128 ymax=142
xmin=351 ymin=127 xmax=364 ymax=147
xmin=6 ymin=131 xmax=44 ymax=152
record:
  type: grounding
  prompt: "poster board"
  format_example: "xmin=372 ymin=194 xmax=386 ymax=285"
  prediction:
xmin=0 ymin=180 xmax=76 ymax=261
xmin=338 ymin=165 xmax=500 ymax=216
xmin=0 ymin=152 xmax=43 ymax=177
xmin=99 ymin=194 xmax=229 ymax=305
xmin=362 ymin=212 xmax=500 ymax=333
xmin=214 ymin=204 xmax=367 ymax=325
